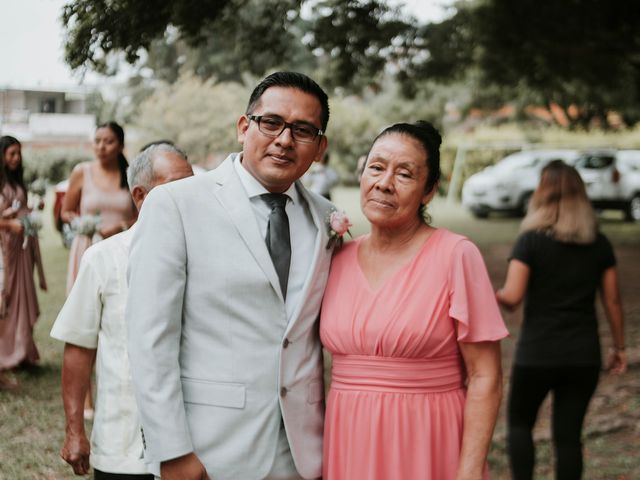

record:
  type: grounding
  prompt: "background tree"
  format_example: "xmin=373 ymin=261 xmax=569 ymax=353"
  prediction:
xmin=411 ymin=0 xmax=640 ymax=129
xmin=63 ymin=0 xmax=640 ymax=143
xmin=132 ymin=73 xmax=249 ymax=161
xmin=305 ymin=0 xmax=418 ymax=91
xmin=62 ymin=0 xmax=413 ymax=88
xmin=62 ymin=0 xmax=233 ymax=73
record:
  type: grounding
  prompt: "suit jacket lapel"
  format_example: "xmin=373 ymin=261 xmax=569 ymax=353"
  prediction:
xmin=212 ymin=156 xmax=284 ymax=302
xmin=285 ymin=182 xmax=332 ymax=333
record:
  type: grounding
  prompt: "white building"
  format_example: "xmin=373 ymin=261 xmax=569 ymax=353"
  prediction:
xmin=0 ymin=86 xmax=96 ymax=143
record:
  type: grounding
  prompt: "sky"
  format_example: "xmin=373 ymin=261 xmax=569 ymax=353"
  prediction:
xmin=0 ymin=0 xmax=452 ymax=89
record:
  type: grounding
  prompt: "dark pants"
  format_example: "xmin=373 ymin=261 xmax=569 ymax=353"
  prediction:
xmin=94 ymin=469 xmax=154 ymax=480
xmin=507 ymin=365 xmax=600 ymax=480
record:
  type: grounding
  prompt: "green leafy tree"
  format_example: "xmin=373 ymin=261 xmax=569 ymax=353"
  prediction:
xmin=132 ymin=73 xmax=249 ymax=162
xmin=142 ymin=1 xmax=316 ymax=85
xmin=62 ymin=0 xmax=640 ymax=128
xmin=306 ymin=0 xmax=417 ymax=91
xmin=62 ymin=0 xmax=233 ymax=73
xmin=61 ymin=0 xmax=417 ymax=92
xmin=412 ymin=0 xmax=640 ymax=128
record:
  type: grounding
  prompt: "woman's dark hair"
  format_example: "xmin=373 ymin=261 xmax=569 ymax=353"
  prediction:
xmin=370 ymin=121 xmax=442 ymax=219
xmin=0 ymin=135 xmax=26 ymax=193
xmin=246 ymin=71 xmax=330 ymax=131
xmin=97 ymin=121 xmax=129 ymax=189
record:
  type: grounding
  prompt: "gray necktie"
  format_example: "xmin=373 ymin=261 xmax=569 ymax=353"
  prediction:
xmin=261 ymin=193 xmax=291 ymax=299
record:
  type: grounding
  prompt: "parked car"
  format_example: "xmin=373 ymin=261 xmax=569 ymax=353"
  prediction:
xmin=574 ymin=149 xmax=640 ymax=221
xmin=53 ymin=164 xmax=208 ymax=247
xmin=462 ymin=149 xmax=580 ymax=218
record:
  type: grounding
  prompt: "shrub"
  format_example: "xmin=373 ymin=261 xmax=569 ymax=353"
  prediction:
xmin=22 ymin=148 xmax=91 ymax=184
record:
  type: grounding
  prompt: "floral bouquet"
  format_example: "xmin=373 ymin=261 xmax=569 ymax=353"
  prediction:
xmin=28 ymin=178 xmax=47 ymax=198
xmin=71 ymin=213 xmax=102 ymax=238
xmin=20 ymin=211 xmax=43 ymax=249
xmin=29 ymin=178 xmax=48 ymax=210
xmin=327 ymin=209 xmax=352 ymax=249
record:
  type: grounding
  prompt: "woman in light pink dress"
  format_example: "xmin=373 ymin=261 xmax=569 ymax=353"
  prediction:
xmin=61 ymin=122 xmax=135 ymax=413
xmin=62 ymin=121 xmax=136 ymax=295
xmin=0 ymin=136 xmax=47 ymax=389
xmin=320 ymin=121 xmax=509 ymax=479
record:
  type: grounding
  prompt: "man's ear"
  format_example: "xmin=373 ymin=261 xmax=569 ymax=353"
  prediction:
xmin=315 ymin=135 xmax=328 ymax=163
xmin=237 ymin=115 xmax=249 ymax=145
xmin=131 ymin=185 xmax=147 ymax=211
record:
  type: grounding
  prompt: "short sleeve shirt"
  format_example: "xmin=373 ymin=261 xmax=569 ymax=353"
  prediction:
xmin=510 ymin=230 xmax=616 ymax=366
xmin=50 ymin=227 xmax=149 ymax=474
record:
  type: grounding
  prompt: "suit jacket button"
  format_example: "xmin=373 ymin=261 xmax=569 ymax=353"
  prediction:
xmin=280 ymin=387 xmax=288 ymax=398
xmin=282 ymin=338 xmax=290 ymax=348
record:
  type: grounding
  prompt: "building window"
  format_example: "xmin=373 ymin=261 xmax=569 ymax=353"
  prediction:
xmin=41 ymin=98 xmax=56 ymax=113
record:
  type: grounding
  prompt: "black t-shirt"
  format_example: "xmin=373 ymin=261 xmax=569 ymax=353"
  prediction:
xmin=510 ymin=230 xmax=616 ymax=366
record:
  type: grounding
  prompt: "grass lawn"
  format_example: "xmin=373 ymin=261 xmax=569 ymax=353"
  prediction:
xmin=1 ymin=187 xmax=638 ymax=479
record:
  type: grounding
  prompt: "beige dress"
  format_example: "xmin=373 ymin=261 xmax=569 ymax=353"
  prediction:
xmin=66 ymin=163 xmax=135 ymax=294
xmin=0 ymin=184 xmax=46 ymax=369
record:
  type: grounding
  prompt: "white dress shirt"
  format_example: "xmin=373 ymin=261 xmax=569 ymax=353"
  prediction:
xmin=51 ymin=226 xmax=149 ymax=475
xmin=234 ymin=156 xmax=315 ymax=480
xmin=234 ymin=156 xmax=317 ymax=321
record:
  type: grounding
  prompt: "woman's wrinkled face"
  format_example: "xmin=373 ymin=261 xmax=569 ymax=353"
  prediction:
xmin=93 ymin=127 xmax=122 ymax=164
xmin=3 ymin=144 xmax=22 ymax=171
xmin=360 ymin=133 xmax=434 ymax=229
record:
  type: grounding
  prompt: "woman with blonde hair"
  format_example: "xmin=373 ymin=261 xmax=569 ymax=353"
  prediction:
xmin=497 ymin=160 xmax=626 ymax=480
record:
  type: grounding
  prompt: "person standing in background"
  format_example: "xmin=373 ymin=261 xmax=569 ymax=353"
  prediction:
xmin=62 ymin=121 xmax=136 ymax=294
xmin=61 ymin=121 xmax=136 ymax=417
xmin=497 ymin=160 xmax=626 ymax=480
xmin=51 ymin=143 xmax=193 ymax=478
xmin=304 ymin=152 xmax=339 ymax=200
xmin=0 ymin=136 xmax=47 ymax=389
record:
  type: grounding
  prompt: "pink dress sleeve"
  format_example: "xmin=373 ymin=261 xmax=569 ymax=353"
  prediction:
xmin=448 ymin=239 xmax=509 ymax=342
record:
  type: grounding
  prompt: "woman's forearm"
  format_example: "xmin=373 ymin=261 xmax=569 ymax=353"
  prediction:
xmin=496 ymin=259 xmax=530 ymax=309
xmin=456 ymin=341 xmax=504 ymax=480
xmin=601 ymin=267 xmax=627 ymax=374
xmin=456 ymin=373 xmax=503 ymax=479
xmin=60 ymin=210 xmax=77 ymax=224
xmin=0 ymin=218 xmax=23 ymax=234
xmin=601 ymin=267 xmax=625 ymax=349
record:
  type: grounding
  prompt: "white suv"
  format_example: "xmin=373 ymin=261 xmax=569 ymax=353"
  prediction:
xmin=574 ymin=150 xmax=640 ymax=221
xmin=462 ymin=149 xmax=580 ymax=218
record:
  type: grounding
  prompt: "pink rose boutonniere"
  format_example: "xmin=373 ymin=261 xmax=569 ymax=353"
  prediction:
xmin=327 ymin=210 xmax=352 ymax=249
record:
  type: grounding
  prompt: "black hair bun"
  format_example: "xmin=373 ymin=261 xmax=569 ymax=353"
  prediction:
xmin=414 ymin=120 xmax=442 ymax=148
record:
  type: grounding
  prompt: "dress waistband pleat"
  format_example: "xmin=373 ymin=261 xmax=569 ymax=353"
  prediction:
xmin=330 ymin=354 xmax=465 ymax=393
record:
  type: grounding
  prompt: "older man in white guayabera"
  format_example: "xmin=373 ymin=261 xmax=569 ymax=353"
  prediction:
xmin=51 ymin=143 xmax=194 ymax=479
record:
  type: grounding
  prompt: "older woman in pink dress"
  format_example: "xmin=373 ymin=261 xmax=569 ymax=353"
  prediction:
xmin=320 ymin=121 xmax=508 ymax=479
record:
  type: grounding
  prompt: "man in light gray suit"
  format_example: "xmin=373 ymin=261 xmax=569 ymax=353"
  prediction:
xmin=126 ymin=72 xmax=334 ymax=480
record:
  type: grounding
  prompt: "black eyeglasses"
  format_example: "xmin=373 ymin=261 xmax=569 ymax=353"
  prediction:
xmin=247 ymin=115 xmax=324 ymax=143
